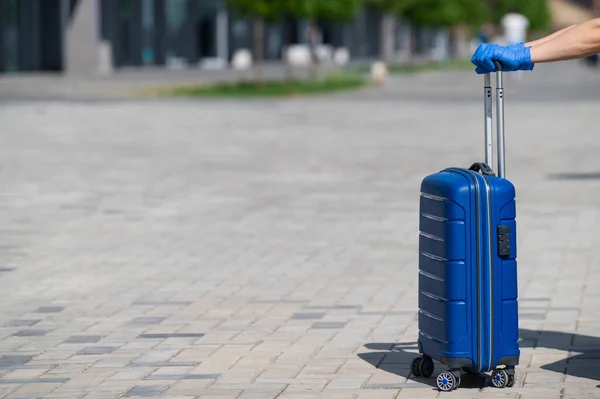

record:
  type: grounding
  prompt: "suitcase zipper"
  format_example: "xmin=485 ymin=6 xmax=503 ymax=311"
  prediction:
xmin=448 ymin=168 xmax=483 ymax=372
xmin=467 ymin=170 xmax=494 ymax=372
xmin=483 ymin=176 xmax=494 ymax=372
xmin=466 ymin=170 xmax=483 ymax=373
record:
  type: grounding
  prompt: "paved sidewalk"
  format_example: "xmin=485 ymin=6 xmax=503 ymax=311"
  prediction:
xmin=0 ymin=61 xmax=599 ymax=398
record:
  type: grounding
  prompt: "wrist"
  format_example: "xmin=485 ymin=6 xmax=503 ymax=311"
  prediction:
xmin=519 ymin=46 xmax=535 ymax=70
xmin=528 ymin=46 xmax=543 ymax=63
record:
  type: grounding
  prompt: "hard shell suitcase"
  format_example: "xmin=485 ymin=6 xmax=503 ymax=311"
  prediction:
xmin=413 ymin=66 xmax=520 ymax=391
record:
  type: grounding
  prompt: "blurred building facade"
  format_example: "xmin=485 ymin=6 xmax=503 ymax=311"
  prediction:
xmin=0 ymin=0 xmax=64 ymax=73
xmin=0 ymin=0 xmax=448 ymax=75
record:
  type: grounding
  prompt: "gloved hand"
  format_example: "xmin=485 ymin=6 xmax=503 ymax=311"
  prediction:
xmin=471 ymin=42 xmax=534 ymax=74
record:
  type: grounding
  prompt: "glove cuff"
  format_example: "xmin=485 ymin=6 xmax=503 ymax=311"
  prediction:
xmin=519 ymin=46 xmax=534 ymax=71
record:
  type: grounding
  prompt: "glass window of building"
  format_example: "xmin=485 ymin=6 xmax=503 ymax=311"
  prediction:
xmin=117 ymin=0 xmax=133 ymax=66
xmin=2 ymin=0 xmax=19 ymax=71
xmin=141 ymin=0 xmax=155 ymax=65
xmin=197 ymin=0 xmax=218 ymax=60
xmin=165 ymin=0 xmax=189 ymax=67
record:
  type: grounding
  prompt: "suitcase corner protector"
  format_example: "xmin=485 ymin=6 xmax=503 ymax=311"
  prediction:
xmin=439 ymin=356 xmax=474 ymax=370
xmin=497 ymin=355 xmax=520 ymax=367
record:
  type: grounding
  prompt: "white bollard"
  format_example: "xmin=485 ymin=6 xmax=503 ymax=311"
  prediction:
xmin=285 ymin=45 xmax=312 ymax=69
xmin=315 ymin=45 xmax=333 ymax=64
xmin=231 ymin=49 xmax=253 ymax=70
xmin=333 ymin=47 xmax=350 ymax=67
xmin=371 ymin=61 xmax=389 ymax=85
xmin=97 ymin=40 xmax=114 ymax=75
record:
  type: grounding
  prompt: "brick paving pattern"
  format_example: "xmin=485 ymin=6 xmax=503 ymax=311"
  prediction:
xmin=0 ymin=61 xmax=599 ymax=398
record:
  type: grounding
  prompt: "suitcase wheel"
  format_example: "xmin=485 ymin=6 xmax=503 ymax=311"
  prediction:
xmin=411 ymin=357 xmax=422 ymax=377
xmin=436 ymin=370 xmax=460 ymax=391
xmin=491 ymin=368 xmax=510 ymax=388
xmin=506 ymin=374 xmax=515 ymax=387
xmin=419 ymin=356 xmax=434 ymax=377
xmin=411 ymin=356 xmax=434 ymax=378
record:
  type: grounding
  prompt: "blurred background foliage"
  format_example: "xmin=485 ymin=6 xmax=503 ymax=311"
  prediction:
xmin=227 ymin=0 xmax=551 ymax=30
xmin=217 ymin=0 xmax=554 ymax=89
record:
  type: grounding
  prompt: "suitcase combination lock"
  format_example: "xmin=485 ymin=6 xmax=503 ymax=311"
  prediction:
xmin=497 ymin=225 xmax=511 ymax=257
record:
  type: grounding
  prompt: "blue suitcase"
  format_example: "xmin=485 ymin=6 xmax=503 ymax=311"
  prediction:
xmin=412 ymin=68 xmax=520 ymax=391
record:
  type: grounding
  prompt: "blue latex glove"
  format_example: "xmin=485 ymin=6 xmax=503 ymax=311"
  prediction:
xmin=471 ymin=42 xmax=534 ymax=74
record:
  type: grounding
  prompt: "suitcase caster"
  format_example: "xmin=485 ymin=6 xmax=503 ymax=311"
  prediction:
xmin=506 ymin=374 xmax=515 ymax=387
xmin=491 ymin=368 xmax=510 ymax=388
xmin=436 ymin=370 xmax=461 ymax=391
xmin=411 ymin=356 xmax=434 ymax=378
xmin=505 ymin=367 xmax=516 ymax=387
xmin=411 ymin=357 xmax=422 ymax=376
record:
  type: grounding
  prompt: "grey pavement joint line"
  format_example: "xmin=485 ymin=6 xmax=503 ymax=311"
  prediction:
xmin=137 ymin=333 xmax=205 ymax=339
xmin=144 ymin=373 xmax=220 ymax=380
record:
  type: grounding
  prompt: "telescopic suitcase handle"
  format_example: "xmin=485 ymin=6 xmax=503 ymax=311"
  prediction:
xmin=484 ymin=61 xmax=505 ymax=178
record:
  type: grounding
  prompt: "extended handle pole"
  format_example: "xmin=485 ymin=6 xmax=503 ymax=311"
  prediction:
xmin=483 ymin=62 xmax=506 ymax=179
xmin=484 ymin=74 xmax=493 ymax=167
xmin=495 ymin=63 xmax=505 ymax=178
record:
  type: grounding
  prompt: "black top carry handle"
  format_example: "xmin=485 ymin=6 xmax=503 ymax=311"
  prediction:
xmin=469 ymin=162 xmax=495 ymax=177
xmin=483 ymin=61 xmax=505 ymax=178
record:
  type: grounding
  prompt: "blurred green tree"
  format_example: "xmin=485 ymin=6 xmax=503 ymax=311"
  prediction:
xmin=225 ymin=0 xmax=286 ymax=84
xmin=367 ymin=0 xmax=419 ymax=63
xmin=285 ymin=0 xmax=363 ymax=21
xmin=226 ymin=0 xmax=363 ymax=82
xmin=285 ymin=0 xmax=363 ymax=78
xmin=404 ymin=0 xmax=488 ymax=59
xmin=404 ymin=0 xmax=487 ymax=28
xmin=492 ymin=0 xmax=552 ymax=32
xmin=368 ymin=0 xmax=417 ymax=15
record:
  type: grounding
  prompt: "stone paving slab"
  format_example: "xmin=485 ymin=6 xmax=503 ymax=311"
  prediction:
xmin=0 ymin=61 xmax=599 ymax=398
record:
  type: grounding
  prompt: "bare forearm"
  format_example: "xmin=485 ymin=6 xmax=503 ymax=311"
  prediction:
xmin=530 ymin=18 xmax=600 ymax=62
xmin=525 ymin=24 xmax=578 ymax=47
